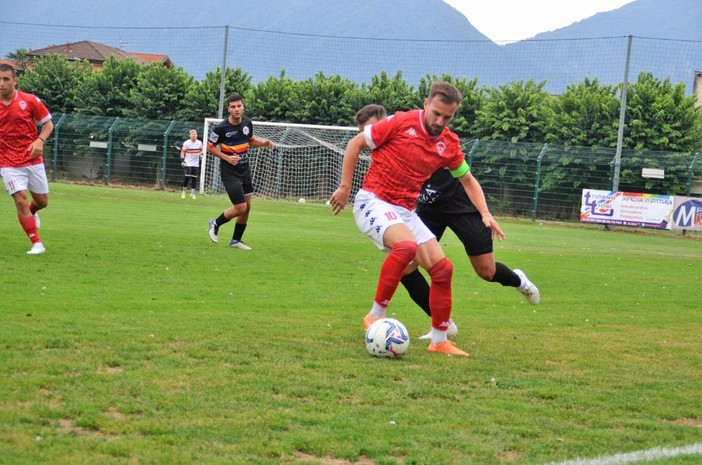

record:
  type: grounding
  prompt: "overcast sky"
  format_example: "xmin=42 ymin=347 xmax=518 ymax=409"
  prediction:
xmin=443 ymin=0 xmax=635 ymax=43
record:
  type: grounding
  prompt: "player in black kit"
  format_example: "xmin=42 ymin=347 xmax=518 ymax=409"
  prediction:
xmin=207 ymin=93 xmax=275 ymax=250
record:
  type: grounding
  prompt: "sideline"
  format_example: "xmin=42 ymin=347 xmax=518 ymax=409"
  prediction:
xmin=543 ymin=443 xmax=702 ymax=465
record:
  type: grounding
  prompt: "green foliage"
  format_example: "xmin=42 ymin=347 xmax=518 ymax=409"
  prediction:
xmin=14 ymin=55 xmax=702 ymax=154
xmin=77 ymin=56 xmax=142 ymax=117
xmin=625 ymin=72 xmax=702 ymax=152
xmin=246 ymin=71 xmax=299 ymax=122
xmin=475 ymin=79 xmax=555 ymax=142
xmin=5 ymin=48 xmax=32 ymax=69
xmin=127 ymin=64 xmax=193 ymax=120
xmin=178 ymin=67 xmax=252 ymax=121
xmin=547 ymin=78 xmax=620 ymax=147
xmin=17 ymin=55 xmax=91 ymax=114
xmin=288 ymin=72 xmax=358 ymax=126
xmin=362 ymin=70 xmax=420 ymax=113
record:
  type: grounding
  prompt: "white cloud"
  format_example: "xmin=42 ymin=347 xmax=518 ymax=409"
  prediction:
xmin=443 ymin=0 xmax=635 ymax=43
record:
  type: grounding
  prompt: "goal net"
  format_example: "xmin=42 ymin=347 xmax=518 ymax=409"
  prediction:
xmin=201 ymin=118 xmax=370 ymax=203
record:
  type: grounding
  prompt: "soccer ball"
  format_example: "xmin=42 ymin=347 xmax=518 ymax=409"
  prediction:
xmin=365 ymin=318 xmax=410 ymax=358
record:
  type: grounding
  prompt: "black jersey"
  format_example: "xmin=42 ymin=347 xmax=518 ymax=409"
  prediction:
xmin=416 ymin=168 xmax=477 ymax=216
xmin=208 ymin=117 xmax=255 ymax=177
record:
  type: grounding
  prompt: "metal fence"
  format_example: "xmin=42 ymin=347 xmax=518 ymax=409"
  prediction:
xmin=43 ymin=114 xmax=701 ymax=223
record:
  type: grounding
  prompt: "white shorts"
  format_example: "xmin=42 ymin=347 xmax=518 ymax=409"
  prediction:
xmin=1 ymin=164 xmax=50 ymax=196
xmin=353 ymin=189 xmax=435 ymax=252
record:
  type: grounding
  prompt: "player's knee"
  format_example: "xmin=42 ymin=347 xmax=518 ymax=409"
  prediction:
xmin=475 ymin=264 xmax=495 ymax=281
xmin=391 ymin=240 xmax=418 ymax=264
xmin=428 ymin=257 xmax=453 ymax=284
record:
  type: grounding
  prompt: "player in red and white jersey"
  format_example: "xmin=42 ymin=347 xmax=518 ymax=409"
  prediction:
xmin=330 ymin=82 xmax=504 ymax=356
xmin=0 ymin=64 xmax=54 ymax=255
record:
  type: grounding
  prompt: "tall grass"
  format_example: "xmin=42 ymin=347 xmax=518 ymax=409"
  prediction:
xmin=0 ymin=183 xmax=700 ymax=465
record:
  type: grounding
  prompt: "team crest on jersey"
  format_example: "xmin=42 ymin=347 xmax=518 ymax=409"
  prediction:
xmin=243 ymin=126 xmax=250 ymax=136
xmin=19 ymin=100 xmax=27 ymax=111
xmin=405 ymin=128 xmax=417 ymax=137
xmin=436 ymin=141 xmax=446 ymax=155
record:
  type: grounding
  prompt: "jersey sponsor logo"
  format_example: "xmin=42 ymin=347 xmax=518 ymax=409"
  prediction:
xmin=225 ymin=131 xmax=238 ymax=138
xmin=436 ymin=141 xmax=446 ymax=155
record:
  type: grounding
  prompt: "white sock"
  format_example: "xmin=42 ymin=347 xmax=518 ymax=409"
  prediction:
xmin=368 ymin=302 xmax=386 ymax=319
xmin=431 ymin=328 xmax=448 ymax=346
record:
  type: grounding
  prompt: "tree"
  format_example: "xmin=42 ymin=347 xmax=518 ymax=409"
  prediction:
xmin=77 ymin=56 xmax=142 ymax=116
xmin=288 ymin=72 xmax=358 ymax=126
xmin=473 ymin=80 xmax=554 ymax=143
xmin=17 ymin=54 xmax=91 ymax=114
xmin=178 ymin=67 xmax=252 ymax=122
xmin=5 ymin=48 xmax=31 ymax=70
xmin=546 ymin=78 xmax=620 ymax=147
xmin=127 ymin=64 xmax=194 ymax=120
xmin=624 ymin=72 xmax=702 ymax=152
xmin=247 ymin=71 xmax=299 ymax=122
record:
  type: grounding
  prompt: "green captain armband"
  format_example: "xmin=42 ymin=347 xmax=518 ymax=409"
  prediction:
xmin=449 ymin=160 xmax=470 ymax=178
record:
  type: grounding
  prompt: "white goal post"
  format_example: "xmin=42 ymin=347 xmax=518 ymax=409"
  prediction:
xmin=200 ymin=118 xmax=370 ymax=202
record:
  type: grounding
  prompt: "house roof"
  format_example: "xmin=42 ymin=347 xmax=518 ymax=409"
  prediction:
xmin=27 ymin=40 xmax=144 ymax=65
xmin=0 ymin=58 xmax=22 ymax=71
xmin=128 ymin=51 xmax=173 ymax=67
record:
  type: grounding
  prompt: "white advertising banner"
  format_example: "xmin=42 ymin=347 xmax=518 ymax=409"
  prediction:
xmin=580 ymin=189 xmax=674 ymax=229
xmin=669 ymin=196 xmax=702 ymax=231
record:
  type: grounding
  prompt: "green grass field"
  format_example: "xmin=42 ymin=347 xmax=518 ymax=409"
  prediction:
xmin=1 ymin=183 xmax=700 ymax=465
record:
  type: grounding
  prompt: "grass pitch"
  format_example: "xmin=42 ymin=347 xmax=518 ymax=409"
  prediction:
xmin=0 ymin=183 xmax=700 ymax=465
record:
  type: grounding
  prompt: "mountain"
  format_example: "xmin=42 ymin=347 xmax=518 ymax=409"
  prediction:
xmin=530 ymin=0 xmax=701 ymax=41
xmin=1 ymin=0 xmax=700 ymax=93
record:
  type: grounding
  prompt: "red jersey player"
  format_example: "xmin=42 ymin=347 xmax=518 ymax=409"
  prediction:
xmin=330 ymin=81 xmax=504 ymax=356
xmin=0 ymin=64 xmax=54 ymax=254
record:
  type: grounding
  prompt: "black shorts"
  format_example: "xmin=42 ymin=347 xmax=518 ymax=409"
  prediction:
xmin=419 ymin=211 xmax=493 ymax=256
xmin=184 ymin=166 xmax=200 ymax=178
xmin=222 ymin=170 xmax=253 ymax=205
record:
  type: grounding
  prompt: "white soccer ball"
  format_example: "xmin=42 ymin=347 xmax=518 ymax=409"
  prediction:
xmin=298 ymin=198 xmax=306 ymax=203
xmin=365 ymin=318 xmax=410 ymax=358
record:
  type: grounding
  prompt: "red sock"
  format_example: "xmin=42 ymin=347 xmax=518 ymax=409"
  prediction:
xmin=374 ymin=241 xmax=418 ymax=308
xmin=19 ymin=216 xmax=40 ymax=244
xmin=428 ymin=257 xmax=453 ymax=331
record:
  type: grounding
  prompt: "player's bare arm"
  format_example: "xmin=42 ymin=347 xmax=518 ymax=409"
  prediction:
xmin=28 ymin=120 xmax=54 ymax=159
xmin=250 ymin=135 xmax=275 ymax=150
xmin=207 ymin=143 xmax=241 ymax=165
xmin=458 ymin=172 xmax=506 ymax=241
xmin=330 ymin=132 xmax=367 ymax=215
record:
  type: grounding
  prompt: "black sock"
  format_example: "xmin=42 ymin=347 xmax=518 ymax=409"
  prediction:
xmin=214 ymin=213 xmax=230 ymax=230
xmin=233 ymin=223 xmax=247 ymax=242
xmin=400 ymin=269 xmax=431 ymax=317
xmin=491 ymin=262 xmax=521 ymax=287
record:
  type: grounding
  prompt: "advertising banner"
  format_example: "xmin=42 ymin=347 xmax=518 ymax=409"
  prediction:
xmin=669 ymin=196 xmax=702 ymax=231
xmin=580 ymin=189 xmax=674 ymax=229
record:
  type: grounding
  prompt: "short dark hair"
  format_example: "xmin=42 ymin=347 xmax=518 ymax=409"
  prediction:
xmin=354 ymin=104 xmax=387 ymax=127
xmin=0 ymin=63 xmax=16 ymax=76
xmin=428 ymin=81 xmax=462 ymax=106
xmin=225 ymin=93 xmax=243 ymax=106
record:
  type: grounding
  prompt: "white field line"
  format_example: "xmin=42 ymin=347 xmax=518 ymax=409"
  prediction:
xmin=543 ymin=443 xmax=702 ymax=465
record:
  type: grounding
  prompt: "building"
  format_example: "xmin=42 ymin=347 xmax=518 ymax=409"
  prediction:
xmin=25 ymin=40 xmax=172 ymax=69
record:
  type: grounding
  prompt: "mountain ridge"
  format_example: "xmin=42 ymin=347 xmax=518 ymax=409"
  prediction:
xmin=1 ymin=0 xmax=700 ymax=93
